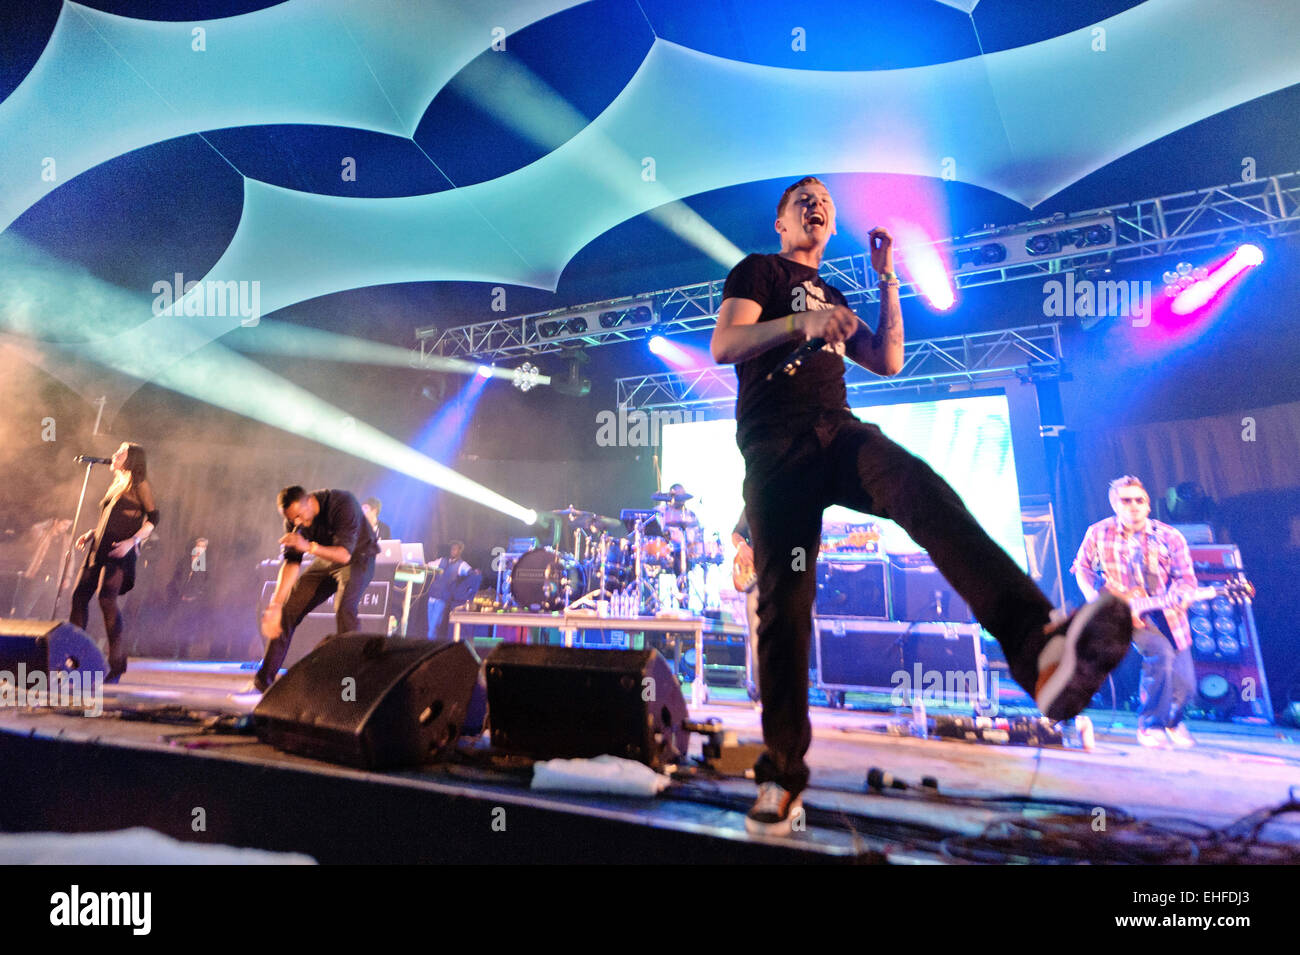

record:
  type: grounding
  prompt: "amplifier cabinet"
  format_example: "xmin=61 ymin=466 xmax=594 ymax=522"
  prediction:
xmin=814 ymin=619 xmax=987 ymax=704
xmin=815 ymin=555 xmax=890 ymax=619
xmin=888 ymin=553 xmax=975 ymax=624
xmin=1185 ymin=544 xmax=1271 ymax=723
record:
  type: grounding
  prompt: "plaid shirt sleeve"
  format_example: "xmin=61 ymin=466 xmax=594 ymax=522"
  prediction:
xmin=1158 ymin=524 xmax=1197 ymax=651
xmin=1071 ymin=524 xmax=1102 ymax=590
xmin=1073 ymin=519 xmax=1134 ymax=594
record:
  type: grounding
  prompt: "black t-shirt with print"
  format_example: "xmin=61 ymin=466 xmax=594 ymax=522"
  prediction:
xmin=722 ymin=253 xmax=853 ymax=446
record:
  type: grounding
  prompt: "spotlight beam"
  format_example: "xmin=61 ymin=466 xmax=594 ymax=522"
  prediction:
xmin=1171 ymin=244 xmax=1264 ymax=315
xmin=229 ymin=321 xmax=550 ymax=383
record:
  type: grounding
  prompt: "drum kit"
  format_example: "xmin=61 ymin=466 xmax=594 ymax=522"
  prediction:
xmin=507 ymin=493 xmax=725 ymax=614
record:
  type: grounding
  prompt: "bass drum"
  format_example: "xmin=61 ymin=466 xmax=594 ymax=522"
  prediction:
xmin=509 ymin=548 xmax=586 ymax=611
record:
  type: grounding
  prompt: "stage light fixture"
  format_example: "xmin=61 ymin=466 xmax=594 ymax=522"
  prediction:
xmin=1026 ymin=233 xmax=1060 ymax=256
xmin=1237 ymin=242 xmax=1264 ymax=267
xmin=566 ymin=316 xmax=588 ymax=335
xmin=596 ymin=302 xmax=656 ymax=331
xmin=1170 ymin=243 xmax=1264 ymax=315
xmin=512 ymin=361 xmax=541 ymax=392
xmin=1082 ymin=224 xmax=1113 ymax=245
xmin=943 ymin=215 xmax=1116 ymax=274
xmin=550 ymin=349 xmax=591 ymax=397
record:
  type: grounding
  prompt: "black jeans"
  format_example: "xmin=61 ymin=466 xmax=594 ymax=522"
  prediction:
xmin=255 ymin=555 xmax=376 ymax=689
xmin=742 ymin=412 xmax=1055 ymax=794
xmin=1131 ymin=616 xmax=1195 ymax=730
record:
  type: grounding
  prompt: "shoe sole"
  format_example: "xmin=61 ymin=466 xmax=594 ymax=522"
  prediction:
xmin=1035 ymin=593 xmax=1132 ymax=722
xmin=744 ymin=799 xmax=804 ymax=837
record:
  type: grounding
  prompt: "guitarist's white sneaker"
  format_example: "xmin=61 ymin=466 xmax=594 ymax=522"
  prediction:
xmin=1165 ymin=724 xmax=1196 ymax=748
xmin=1033 ymin=592 xmax=1133 ymax=722
xmin=1137 ymin=727 xmax=1168 ymax=748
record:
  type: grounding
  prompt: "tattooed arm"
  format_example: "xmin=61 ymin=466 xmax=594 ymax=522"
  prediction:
xmin=845 ymin=227 xmax=903 ymax=376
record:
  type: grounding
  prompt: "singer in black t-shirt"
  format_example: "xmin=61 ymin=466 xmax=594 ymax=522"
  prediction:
xmin=712 ymin=177 xmax=1132 ymax=835
xmin=245 ymin=485 xmax=380 ymax=693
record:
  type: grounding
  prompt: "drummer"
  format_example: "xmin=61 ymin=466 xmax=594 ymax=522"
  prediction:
xmin=657 ymin=484 xmax=701 ymax=550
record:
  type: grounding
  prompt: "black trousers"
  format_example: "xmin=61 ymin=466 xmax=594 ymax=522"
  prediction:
xmin=742 ymin=412 xmax=1055 ymax=794
xmin=255 ymin=555 xmax=376 ymax=688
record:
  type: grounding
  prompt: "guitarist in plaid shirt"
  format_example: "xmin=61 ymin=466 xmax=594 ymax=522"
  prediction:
xmin=1072 ymin=476 xmax=1200 ymax=748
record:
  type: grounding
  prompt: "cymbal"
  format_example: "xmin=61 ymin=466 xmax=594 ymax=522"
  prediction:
xmin=550 ymin=505 xmax=595 ymax=521
xmin=665 ymin=519 xmax=699 ymax=529
xmin=588 ymin=514 xmax=625 ymax=534
xmin=651 ymin=491 xmax=695 ymax=503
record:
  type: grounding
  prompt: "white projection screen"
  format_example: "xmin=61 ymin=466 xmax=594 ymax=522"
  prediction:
xmin=658 ymin=393 xmax=1028 ymax=603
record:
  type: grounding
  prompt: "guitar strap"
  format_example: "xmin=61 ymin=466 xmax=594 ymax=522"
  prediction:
xmin=1123 ymin=530 xmax=1151 ymax=597
xmin=1139 ymin=531 xmax=1163 ymax=597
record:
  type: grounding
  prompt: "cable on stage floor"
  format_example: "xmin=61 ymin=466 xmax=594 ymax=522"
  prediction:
xmin=937 ymin=795 xmax=1300 ymax=865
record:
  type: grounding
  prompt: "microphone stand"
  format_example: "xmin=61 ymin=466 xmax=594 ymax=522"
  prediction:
xmin=49 ymin=459 xmax=97 ymax=620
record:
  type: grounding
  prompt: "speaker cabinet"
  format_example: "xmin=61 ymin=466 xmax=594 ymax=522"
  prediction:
xmin=1186 ymin=544 xmax=1272 ymax=723
xmin=255 ymin=636 xmax=480 ymax=770
xmin=0 ymin=619 xmax=106 ymax=677
xmin=888 ymin=554 xmax=975 ymax=623
xmin=485 ymin=646 xmax=689 ymax=769
xmin=815 ymin=619 xmax=985 ymax=699
xmin=815 ymin=556 xmax=890 ymax=619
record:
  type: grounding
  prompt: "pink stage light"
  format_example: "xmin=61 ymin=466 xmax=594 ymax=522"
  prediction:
xmin=899 ymin=237 xmax=955 ymax=309
xmin=1171 ymin=243 xmax=1264 ymax=315
xmin=830 ymin=175 xmax=955 ymax=313
xmin=893 ymin=224 xmax=955 ymax=311
xmin=649 ymin=334 xmax=709 ymax=370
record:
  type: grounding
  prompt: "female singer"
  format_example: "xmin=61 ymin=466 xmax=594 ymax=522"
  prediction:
xmin=70 ymin=441 xmax=159 ymax=682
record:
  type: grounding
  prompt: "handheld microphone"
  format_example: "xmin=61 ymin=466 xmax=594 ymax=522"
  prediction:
xmin=74 ymin=455 xmax=111 ymax=465
xmin=766 ymin=337 xmax=826 ymax=380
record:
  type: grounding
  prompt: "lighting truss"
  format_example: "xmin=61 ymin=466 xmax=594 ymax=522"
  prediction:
xmin=615 ymin=324 xmax=1063 ymax=413
xmin=416 ymin=172 xmax=1300 ymax=361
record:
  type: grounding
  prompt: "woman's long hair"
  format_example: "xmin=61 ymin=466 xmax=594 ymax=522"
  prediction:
xmin=108 ymin=443 xmax=148 ymax=496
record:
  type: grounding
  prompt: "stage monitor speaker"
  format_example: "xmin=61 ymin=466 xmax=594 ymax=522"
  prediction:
xmin=0 ymin=619 xmax=106 ymax=677
xmin=255 ymin=635 xmax=480 ymax=770
xmin=484 ymin=645 xmax=689 ymax=769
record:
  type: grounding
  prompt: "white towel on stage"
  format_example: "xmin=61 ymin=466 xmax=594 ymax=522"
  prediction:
xmin=530 ymin=755 xmax=669 ymax=796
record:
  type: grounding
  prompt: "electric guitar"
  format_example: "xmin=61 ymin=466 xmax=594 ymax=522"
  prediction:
xmin=1118 ymin=577 xmax=1254 ymax=619
xmin=732 ymin=542 xmax=757 ymax=593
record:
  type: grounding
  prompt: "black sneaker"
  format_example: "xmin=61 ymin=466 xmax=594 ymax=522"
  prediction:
xmin=1034 ymin=592 xmax=1133 ymax=722
xmin=745 ymin=782 xmax=804 ymax=836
